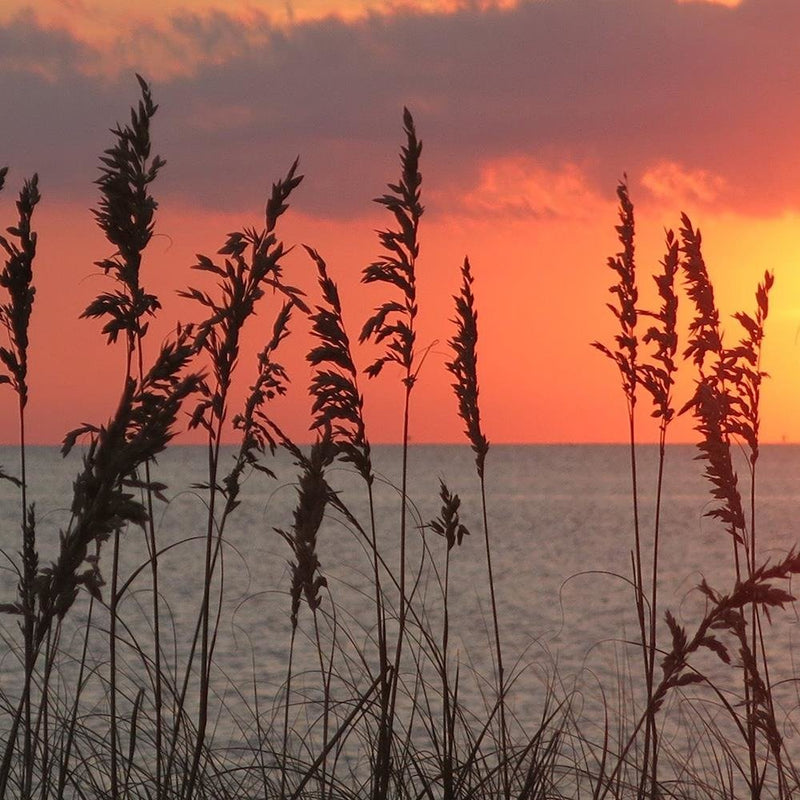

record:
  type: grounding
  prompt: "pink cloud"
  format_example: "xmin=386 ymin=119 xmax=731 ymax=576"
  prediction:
xmin=641 ymin=161 xmax=727 ymax=206
xmin=453 ymin=157 xmax=605 ymax=220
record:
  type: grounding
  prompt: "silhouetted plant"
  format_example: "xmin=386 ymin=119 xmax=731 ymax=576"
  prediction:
xmin=306 ymin=246 xmax=372 ymax=482
xmin=0 ymin=172 xmax=39 ymax=408
xmin=226 ymin=299 xmax=293 ymax=500
xmin=6 ymin=77 xmax=800 ymax=800
xmin=359 ymin=107 xmax=423 ymax=800
xmin=0 ymin=169 xmax=40 ymax=799
xmin=679 ymin=214 xmax=784 ymax=798
xmin=593 ymin=180 xmax=656 ymax=798
xmin=636 ymin=226 xmax=680 ymax=798
xmin=449 ymin=257 xmax=488 ymax=479
xmin=42 ymin=333 xmax=198 ymax=637
xmin=305 ymin=244 xmax=387 ymax=800
xmin=84 ymin=73 xmax=169 ymax=800
xmin=85 ymin=73 xmax=163 ymax=355
xmin=360 ymin=107 xmax=422 ymax=385
xmin=424 ymin=479 xmax=468 ymax=800
xmin=177 ymin=159 xmax=307 ymax=800
xmin=594 ymin=194 xmax=795 ymax=800
xmin=447 ymin=255 xmax=511 ymax=798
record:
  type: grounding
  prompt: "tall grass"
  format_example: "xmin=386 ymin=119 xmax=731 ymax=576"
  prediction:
xmin=0 ymin=167 xmax=39 ymax=799
xmin=1 ymin=75 xmax=800 ymax=800
xmin=358 ymin=107 xmax=423 ymax=800
xmin=594 ymin=184 xmax=800 ymax=800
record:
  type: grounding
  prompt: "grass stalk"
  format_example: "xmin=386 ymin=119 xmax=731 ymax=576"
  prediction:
xmin=178 ymin=160 xmax=305 ymax=800
xmin=86 ymin=73 xmax=166 ymax=800
xmin=8 ymin=87 xmax=800 ymax=800
xmin=638 ymin=227 xmax=679 ymax=797
xmin=447 ymin=256 xmax=509 ymax=797
xmin=0 ymin=169 xmax=40 ymax=799
xmin=54 ymin=599 xmax=96 ymax=800
xmin=360 ymin=108 xmax=423 ymax=800
xmin=595 ymin=181 xmax=681 ymax=797
xmin=359 ymin=108 xmax=422 ymax=800
xmin=427 ymin=480 xmax=468 ymax=800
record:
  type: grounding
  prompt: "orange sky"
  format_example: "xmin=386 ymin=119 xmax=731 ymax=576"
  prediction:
xmin=2 ymin=0 xmax=800 ymax=445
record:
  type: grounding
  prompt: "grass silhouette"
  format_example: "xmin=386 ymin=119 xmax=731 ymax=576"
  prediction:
xmin=0 ymin=75 xmax=799 ymax=800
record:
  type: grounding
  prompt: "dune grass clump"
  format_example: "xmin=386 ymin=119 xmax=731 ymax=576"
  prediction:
xmin=1 ymin=74 xmax=800 ymax=800
xmin=595 ymin=183 xmax=800 ymax=800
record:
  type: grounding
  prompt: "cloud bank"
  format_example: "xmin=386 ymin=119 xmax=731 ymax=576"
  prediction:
xmin=2 ymin=0 xmax=798 ymax=219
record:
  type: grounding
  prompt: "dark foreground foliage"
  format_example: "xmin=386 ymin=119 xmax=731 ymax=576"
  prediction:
xmin=0 ymin=78 xmax=798 ymax=800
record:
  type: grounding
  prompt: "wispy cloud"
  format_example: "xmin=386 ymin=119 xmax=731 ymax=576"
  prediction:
xmin=452 ymin=157 xmax=605 ymax=220
xmin=642 ymin=162 xmax=728 ymax=206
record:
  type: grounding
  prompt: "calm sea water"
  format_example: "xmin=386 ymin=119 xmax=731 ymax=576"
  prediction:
xmin=2 ymin=443 xmax=800 ymax=767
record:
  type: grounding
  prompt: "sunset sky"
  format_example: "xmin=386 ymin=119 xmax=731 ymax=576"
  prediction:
xmin=2 ymin=0 xmax=800 ymax=445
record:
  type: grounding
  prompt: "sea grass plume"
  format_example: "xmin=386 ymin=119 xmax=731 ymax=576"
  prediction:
xmin=83 ymin=74 xmax=163 ymax=351
xmin=428 ymin=480 xmax=468 ymax=552
xmin=35 ymin=333 xmax=198 ymax=642
xmin=182 ymin=159 xmax=307 ymax=438
xmin=728 ymin=270 xmax=773 ymax=466
xmin=592 ymin=178 xmax=637 ymax=409
xmin=0 ymin=172 xmax=40 ymax=408
xmin=276 ymin=437 xmax=337 ymax=629
xmin=448 ymin=257 xmax=488 ymax=478
xmin=680 ymin=215 xmax=722 ymax=375
xmin=225 ymin=300 xmax=294 ymax=507
xmin=679 ymin=215 xmax=746 ymax=548
xmin=358 ymin=108 xmax=423 ymax=800
xmin=306 ymin=245 xmax=372 ymax=483
xmin=639 ymin=229 xmax=679 ymax=424
xmin=360 ymin=107 xmax=422 ymax=385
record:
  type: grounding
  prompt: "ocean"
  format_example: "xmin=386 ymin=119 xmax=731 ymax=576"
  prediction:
xmin=1 ymin=443 xmax=799 ymax=790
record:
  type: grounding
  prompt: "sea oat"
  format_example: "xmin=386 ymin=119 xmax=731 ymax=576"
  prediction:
xmin=306 ymin=245 xmax=372 ymax=483
xmin=35 ymin=334 xmax=198 ymax=641
xmin=182 ymin=161 xmax=307 ymax=438
xmin=639 ymin=229 xmax=679 ymax=423
xmin=84 ymin=75 xmax=163 ymax=348
xmin=427 ymin=480 xmax=469 ymax=552
xmin=592 ymin=179 xmax=638 ymax=408
xmin=0 ymin=173 xmax=40 ymax=407
xmin=360 ymin=108 xmax=423 ymax=386
xmin=275 ymin=437 xmax=337 ymax=629
xmin=225 ymin=301 xmax=294 ymax=506
xmin=448 ymin=257 xmax=489 ymax=479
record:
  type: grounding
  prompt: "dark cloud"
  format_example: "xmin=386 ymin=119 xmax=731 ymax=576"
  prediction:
xmin=3 ymin=0 xmax=800 ymax=218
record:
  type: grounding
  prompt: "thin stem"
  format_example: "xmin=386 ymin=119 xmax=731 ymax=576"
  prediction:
xmin=646 ymin=424 xmax=667 ymax=800
xmin=441 ymin=545 xmax=454 ymax=800
xmin=366 ymin=484 xmax=388 ymax=728
xmin=19 ymin=403 xmax=31 ymax=800
xmin=626 ymin=410 xmax=653 ymax=799
xmin=374 ymin=384 xmax=412 ymax=800
xmin=479 ymin=471 xmax=508 ymax=799
xmin=108 ymin=346 xmax=135 ymax=800
xmin=135 ymin=338 xmax=164 ymax=800
xmin=56 ymin=599 xmax=96 ymax=799
xmin=183 ymin=426 xmax=223 ymax=800
xmin=312 ymin=611 xmax=331 ymax=800
xmin=109 ymin=527 xmax=121 ymax=800
xmin=281 ymin=628 xmax=298 ymax=800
